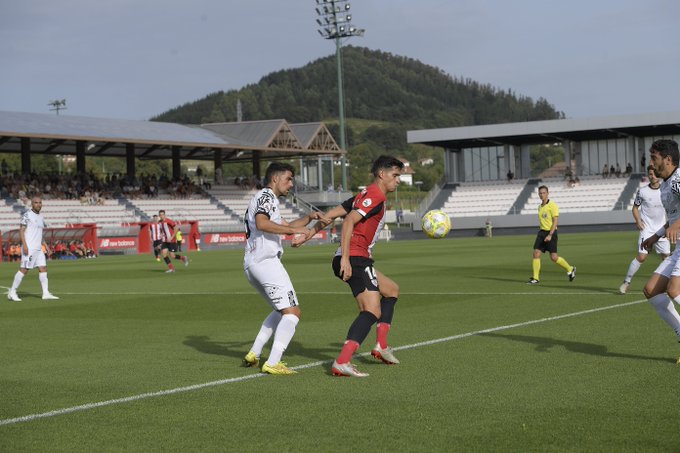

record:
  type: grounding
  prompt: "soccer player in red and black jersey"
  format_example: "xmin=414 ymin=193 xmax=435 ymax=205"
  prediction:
xmin=159 ymin=210 xmax=189 ymax=273
xmin=295 ymin=156 xmax=404 ymax=377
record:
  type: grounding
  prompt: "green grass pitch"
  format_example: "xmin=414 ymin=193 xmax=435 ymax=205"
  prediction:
xmin=1 ymin=231 xmax=680 ymax=452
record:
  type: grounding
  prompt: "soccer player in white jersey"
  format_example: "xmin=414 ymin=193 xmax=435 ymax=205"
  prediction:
xmin=241 ymin=162 xmax=323 ymax=375
xmin=7 ymin=196 xmax=59 ymax=301
xmin=619 ymin=166 xmax=670 ymax=294
xmin=640 ymin=140 xmax=680 ymax=348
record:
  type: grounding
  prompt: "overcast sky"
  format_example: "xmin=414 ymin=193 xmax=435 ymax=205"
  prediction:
xmin=1 ymin=0 xmax=678 ymax=123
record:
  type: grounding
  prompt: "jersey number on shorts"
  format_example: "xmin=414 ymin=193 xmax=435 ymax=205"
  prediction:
xmin=364 ymin=266 xmax=378 ymax=287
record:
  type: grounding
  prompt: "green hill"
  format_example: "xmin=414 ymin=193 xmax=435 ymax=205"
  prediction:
xmin=153 ymin=46 xmax=562 ymax=128
xmin=152 ymin=47 xmax=563 ymax=192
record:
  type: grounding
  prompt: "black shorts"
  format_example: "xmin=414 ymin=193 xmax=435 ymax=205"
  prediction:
xmin=153 ymin=240 xmax=163 ymax=250
xmin=332 ymin=255 xmax=379 ymax=297
xmin=533 ymin=230 xmax=558 ymax=254
xmin=162 ymin=242 xmax=178 ymax=253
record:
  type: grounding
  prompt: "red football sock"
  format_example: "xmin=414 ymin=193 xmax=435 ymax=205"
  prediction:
xmin=168 ymin=263 xmax=175 ymax=270
xmin=376 ymin=323 xmax=391 ymax=349
xmin=336 ymin=340 xmax=360 ymax=364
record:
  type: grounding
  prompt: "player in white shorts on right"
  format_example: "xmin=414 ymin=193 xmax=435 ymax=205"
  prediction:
xmin=619 ymin=166 xmax=670 ymax=294
xmin=641 ymin=140 xmax=680 ymax=347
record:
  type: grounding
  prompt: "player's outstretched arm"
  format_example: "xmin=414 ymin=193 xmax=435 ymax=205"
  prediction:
xmin=287 ymin=211 xmax=324 ymax=229
xmin=256 ymin=213 xmax=310 ymax=236
xmin=292 ymin=203 xmax=351 ymax=247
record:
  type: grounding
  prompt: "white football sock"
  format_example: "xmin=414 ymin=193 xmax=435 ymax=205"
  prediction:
xmin=39 ymin=272 xmax=49 ymax=295
xmin=624 ymin=258 xmax=642 ymax=283
xmin=11 ymin=271 xmax=25 ymax=292
xmin=648 ymin=294 xmax=680 ymax=337
xmin=250 ymin=311 xmax=282 ymax=357
xmin=266 ymin=313 xmax=299 ymax=366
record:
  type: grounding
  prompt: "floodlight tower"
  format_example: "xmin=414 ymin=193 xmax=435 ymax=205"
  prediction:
xmin=316 ymin=0 xmax=364 ymax=191
xmin=48 ymin=99 xmax=67 ymax=115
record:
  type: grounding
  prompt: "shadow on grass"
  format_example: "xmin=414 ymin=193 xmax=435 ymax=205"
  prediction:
xmin=183 ymin=336 xmax=251 ymax=360
xmin=479 ymin=332 xmax=677 ymax=364
xmin=183 ymin=335 xmax=339 ymax=363
xmin=479 ymin=275 xmax=617 ymax=293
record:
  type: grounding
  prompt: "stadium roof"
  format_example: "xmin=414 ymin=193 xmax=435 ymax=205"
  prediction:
xmin=407 ymin=111 xmax=680 ymax=149
xmin=0 ymin=111 xmax=343 ymax=162
xmin=289 ymin=123 xmax=341 ymax=152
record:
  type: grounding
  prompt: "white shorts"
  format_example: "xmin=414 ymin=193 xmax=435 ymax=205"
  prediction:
xmin=653 ymin=248 xmax=680 ymax=278
xmin=244 ymin=258 xmax=298 ymax=311
xmin=639 ymin=231 xmax=671 ymax=256
xmin=21 ymin=249 xmax=47 ymax=269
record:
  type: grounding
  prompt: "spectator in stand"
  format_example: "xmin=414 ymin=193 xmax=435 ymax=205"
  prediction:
xmin=70 ymin=240 xmax=84 ymax=258
xmin=602 ymin=164 xmax=609 ymax=178
xmin=615 ymin=163 xmax=622 ymax=178
xmin=11 ymin=243 xmax=22 ymax=262
xmin=625 ymin=162 xmax=633 ymax=176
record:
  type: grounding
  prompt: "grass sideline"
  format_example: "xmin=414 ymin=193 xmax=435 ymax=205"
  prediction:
xmin=1 ymin=231 xmax=679 ymax=452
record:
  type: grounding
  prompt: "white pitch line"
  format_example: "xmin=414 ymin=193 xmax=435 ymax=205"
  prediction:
xmin=5 ymin=290 xmax=613 ymax=296
xmin=0 ymin=299 xmax=646 ymax=427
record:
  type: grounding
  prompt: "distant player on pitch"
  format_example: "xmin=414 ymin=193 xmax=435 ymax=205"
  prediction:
xmin=7 ymin=196 xmax=59 ymax=301
xmin=150 ymin=214 xmax=163 ymax=262
xmin=158 ymin=210 xmax=189 ymax=273
xmin=619 ymin=166 xmax=670 ymax=294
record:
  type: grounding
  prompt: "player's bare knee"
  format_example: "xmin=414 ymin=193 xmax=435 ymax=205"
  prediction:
xmin=282 ymin=306 xmax=301 ymax=319
xmin=367 ymin=308 xmax=381 ymax=319
xmin=382 ymin=283 xmax=399 ymax=299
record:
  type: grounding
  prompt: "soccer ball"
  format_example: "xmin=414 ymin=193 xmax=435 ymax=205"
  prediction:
xmin=421 ymin=210 xmax=451 ymax=239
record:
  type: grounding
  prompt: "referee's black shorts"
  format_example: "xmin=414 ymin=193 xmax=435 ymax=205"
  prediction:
xmin=533 ymin=230 xmax=558 ymax=253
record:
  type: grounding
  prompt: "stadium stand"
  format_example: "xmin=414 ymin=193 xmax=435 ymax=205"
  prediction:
xmin=126 ymin=195 xmax=240 ymax=226
xmin=519 ymin=176 xmax=631 ymax=214
xmin=0 ymin=200 xmax=21 ymax=233
xmin=434 ymin=175 xmax=636 ymax=218
xmin=207 ymin=186 xmax=303 ymax=221
xmin=1 ymin=198 xmax=140 ymax=231
xmin=441 ymin=180 xmax=526 ymax=218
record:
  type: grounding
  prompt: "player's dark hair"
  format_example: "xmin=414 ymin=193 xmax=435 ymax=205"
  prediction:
xmin=538 ymin=185 xmax=549 ymax=192
xmin=371 ymin=155 xmax=404 ymax=177
xmin=264 ymin=162 xmax=295 ymax=184
xmin=650 ymin=139 xmax=680 ymax=165
xmin=158 ymin=210 xmax=165 ymax=215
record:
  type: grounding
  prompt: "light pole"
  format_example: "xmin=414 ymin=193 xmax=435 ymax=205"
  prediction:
xmin=316 ymin=0 xmax=363 ymax=191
